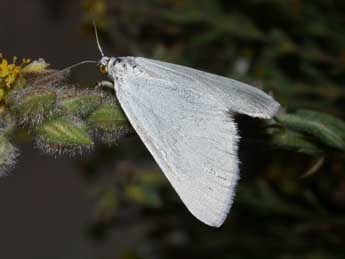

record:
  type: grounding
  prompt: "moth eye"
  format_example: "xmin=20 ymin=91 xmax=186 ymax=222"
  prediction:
xmin=99 ymin=65 xmax=107 ymax=74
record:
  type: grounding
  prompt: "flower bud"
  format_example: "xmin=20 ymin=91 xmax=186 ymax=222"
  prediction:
xmin=58 ymin=88 xmax=104 ymax=118
xmin=7 ymin=86 xmax=57 ymax=126
xmin=87 ymin=102 xmax=130 ymax=145
xmin=35 ymin=117 xmax=94 ymax=156
xmin=0 ymin=135 xmax=19 ymax=177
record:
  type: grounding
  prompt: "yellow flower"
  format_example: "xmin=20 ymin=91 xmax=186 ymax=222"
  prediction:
xmin=0 ymin=89 xmax=4 ymax=100
xmin=0 ymin=53 xmax=32 ymax=109
xmin=0 ymin=54 xmax=29 ymax=88
xmin=0 ymin=59 xmax=9 ymax=78
xmin=5 ymin=64 xmax=21 ymax=88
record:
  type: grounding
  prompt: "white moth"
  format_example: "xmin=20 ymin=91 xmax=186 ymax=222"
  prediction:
xmin=94 ymin=28 xmax=280 ymax=227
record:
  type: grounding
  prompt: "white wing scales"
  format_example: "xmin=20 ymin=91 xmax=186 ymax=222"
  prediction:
xmin=112 ymin=57 xmax=279 ymax=227
xmin=136 ymin=57 xmax=280 ymax=118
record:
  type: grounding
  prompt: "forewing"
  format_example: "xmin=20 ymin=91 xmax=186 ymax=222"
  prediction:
xmin=115 ymin=64 xmax=240 ymax=227
xmin=136 ymin=57 xmax=280 ymax=118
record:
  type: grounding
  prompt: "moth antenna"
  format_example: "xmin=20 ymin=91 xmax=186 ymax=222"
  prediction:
xmin=93 ymin=19 xmax=105 ymax=57
xmin=33 ymin=60 xmax=96 ymax=86
xmin=59 ymin=60 xmax=97 ymax=73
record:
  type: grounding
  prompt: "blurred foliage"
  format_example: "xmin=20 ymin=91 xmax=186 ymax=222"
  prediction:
xmin=1 ymin=0 xmax=345 ymax=258
xmin=80 ymin=1 xmax=345 ymax=259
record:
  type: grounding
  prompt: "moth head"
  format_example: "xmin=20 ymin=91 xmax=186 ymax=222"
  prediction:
xmin=97 ymin=56 xmax=110 ymax=74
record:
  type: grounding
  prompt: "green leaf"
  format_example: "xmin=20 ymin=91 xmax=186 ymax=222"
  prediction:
xmin=275 ymin=113 xmax=345 ymax=150
xmin=296 ymin=109 xmax=345 ymax=141
xmin=270 ymin=128 xmax=323 ymax=155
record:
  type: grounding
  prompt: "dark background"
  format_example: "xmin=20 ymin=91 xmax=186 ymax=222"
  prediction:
xmin=0 ymin=1 xmax=125 ymax=258
xmin=1 ymin=1 xmax=345 ymax=259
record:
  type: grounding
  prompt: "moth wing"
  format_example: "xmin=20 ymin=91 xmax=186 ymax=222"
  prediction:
xmin=115 ymin=62 xmax=240 ymax=227
xmin=136 ymin=57 xmax=280 ymax=118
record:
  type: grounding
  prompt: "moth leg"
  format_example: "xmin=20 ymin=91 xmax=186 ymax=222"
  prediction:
xmin=96 ymin=80 xmax=114 ymax=90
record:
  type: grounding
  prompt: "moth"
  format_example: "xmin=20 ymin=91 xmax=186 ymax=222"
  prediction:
xmin=94 ymin=28 xmax=280 ymax=227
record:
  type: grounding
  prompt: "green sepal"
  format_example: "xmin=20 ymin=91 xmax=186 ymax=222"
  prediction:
xmin=0 ymin=134 xmax=18 ymax=177
xmin=7 ymin=86 xmax=57 ymax=126
xmin=35 ymin=117 xmax=94 ymax=155
xmin=87 ymin=103 xmax=129 ymax=144
xmin=58 ymin=89 xmax=104 ymax=118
